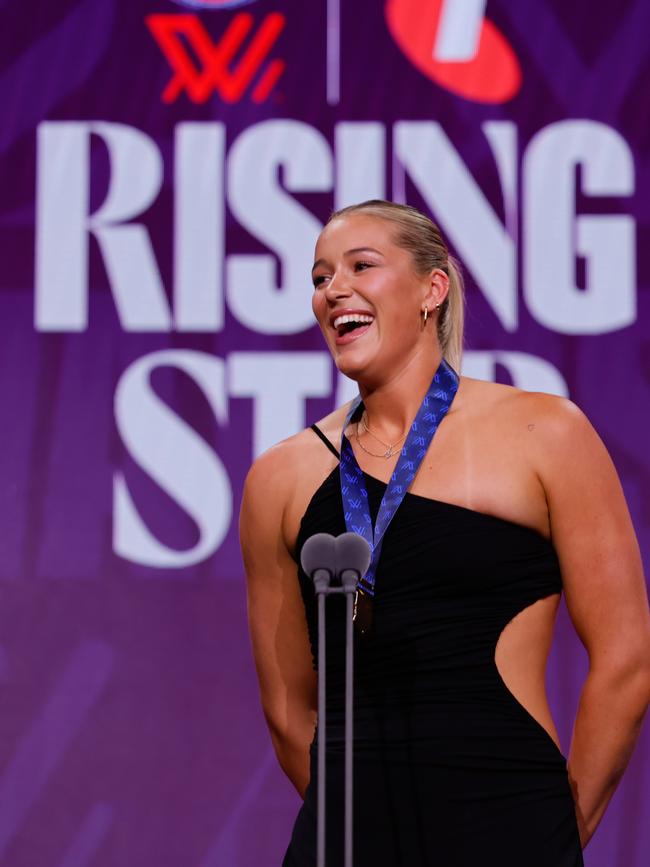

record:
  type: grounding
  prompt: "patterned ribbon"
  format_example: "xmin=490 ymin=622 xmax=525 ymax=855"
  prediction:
xmin=339 ymin=357 xmax=459 ymax=598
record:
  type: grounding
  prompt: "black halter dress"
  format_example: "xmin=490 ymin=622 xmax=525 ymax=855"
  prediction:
xmin=282 ymin=425 xmax=584 ymax=867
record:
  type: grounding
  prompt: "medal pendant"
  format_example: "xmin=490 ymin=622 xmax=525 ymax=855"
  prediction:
xmin=353 ymin=587 xmax=373 ymax=636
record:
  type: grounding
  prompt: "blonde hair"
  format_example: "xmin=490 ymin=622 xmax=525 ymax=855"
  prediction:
xmin=327 ymin=200 xmax=466 ymax=374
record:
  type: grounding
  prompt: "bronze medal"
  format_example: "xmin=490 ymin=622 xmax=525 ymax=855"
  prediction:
xmin=353 ymin=587 xmax=373 ymax=636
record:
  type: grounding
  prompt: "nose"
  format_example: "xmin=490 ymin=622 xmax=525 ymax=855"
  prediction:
xmin=323 ymin=270 xmax=353 ymax=302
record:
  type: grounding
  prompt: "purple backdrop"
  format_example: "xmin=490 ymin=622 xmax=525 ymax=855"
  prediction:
xmin=0 ymin=0 xmax=648 ymax=864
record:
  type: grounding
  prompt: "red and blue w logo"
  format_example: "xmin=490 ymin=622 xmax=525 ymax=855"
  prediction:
xmin=148 ymin=11 xmax=285 ymax=103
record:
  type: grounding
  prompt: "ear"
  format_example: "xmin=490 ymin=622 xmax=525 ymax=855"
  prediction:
xmin=422 ymin=268 xmax=449 ymax=312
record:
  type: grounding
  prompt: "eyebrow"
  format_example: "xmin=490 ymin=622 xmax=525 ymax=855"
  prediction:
xmin=311 ymin=247 xmax=384 ymax=274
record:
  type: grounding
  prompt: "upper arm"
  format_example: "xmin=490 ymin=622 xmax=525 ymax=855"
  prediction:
xmin=239 ymin=446 xmax=317 ymax=738
xmin=532 ymin=394 xmax=650 ymax=671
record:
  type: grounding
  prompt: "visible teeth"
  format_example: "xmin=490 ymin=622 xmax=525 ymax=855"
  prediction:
xmin=333 ymin=313 xmax=374 ymax=330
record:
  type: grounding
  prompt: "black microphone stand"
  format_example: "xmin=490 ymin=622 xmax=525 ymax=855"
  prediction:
xmin=302 ymin=532 xmax=370 ymax=867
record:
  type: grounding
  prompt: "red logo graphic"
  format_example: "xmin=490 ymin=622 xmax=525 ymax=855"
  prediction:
xmin=146 ymin=12 xmax=285 ymax=103
xmin=385 ymin=0 xmax=521 ymax=104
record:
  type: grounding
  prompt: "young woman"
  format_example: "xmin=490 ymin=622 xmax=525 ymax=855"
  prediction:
xmin=239 ymin=200 xmax=650 ymax=865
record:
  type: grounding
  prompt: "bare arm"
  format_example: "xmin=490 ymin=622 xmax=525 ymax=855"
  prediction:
xmin=534 ymin=395 xmax=650 ymax=848
xmin=239 ymin=444 xmax=317 ymax=798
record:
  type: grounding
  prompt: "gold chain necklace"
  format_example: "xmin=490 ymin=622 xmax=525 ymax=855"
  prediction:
xmin=354 ymin=413 xmax=409 ymax=459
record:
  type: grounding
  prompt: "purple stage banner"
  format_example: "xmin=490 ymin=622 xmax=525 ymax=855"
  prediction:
xmin=0 ymin=0 xmax=648 ymax=864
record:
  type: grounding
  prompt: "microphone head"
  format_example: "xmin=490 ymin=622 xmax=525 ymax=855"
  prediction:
xmin=335 ymin=532 xmax=371 ymax=579
xmin=300 ymin=532 xmax=337 ymax=578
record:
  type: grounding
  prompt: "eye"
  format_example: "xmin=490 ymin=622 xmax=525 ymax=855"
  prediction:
xmin=312 ymin=274 xmax=329 ymax=288
xmin=354 ymin=261 xmax=373 ymax=272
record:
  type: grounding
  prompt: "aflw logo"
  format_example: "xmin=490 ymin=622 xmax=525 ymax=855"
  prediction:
xmin=146 ymin=12 xmax=285 ymax=103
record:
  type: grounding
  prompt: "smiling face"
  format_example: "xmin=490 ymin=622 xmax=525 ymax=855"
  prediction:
xmin=311 ymin=214 xmax=447 ymax=384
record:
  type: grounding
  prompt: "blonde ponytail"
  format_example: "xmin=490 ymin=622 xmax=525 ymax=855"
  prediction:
xmin=439 ymin=254 xmax=465 ymax=375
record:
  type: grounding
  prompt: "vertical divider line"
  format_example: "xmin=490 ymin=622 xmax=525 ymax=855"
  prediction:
xmin=326 ymin=0 xmax=340 ymax=105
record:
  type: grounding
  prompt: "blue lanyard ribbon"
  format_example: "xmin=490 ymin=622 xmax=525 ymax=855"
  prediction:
xmin=339 ymin=357 xmax=459 ymax=597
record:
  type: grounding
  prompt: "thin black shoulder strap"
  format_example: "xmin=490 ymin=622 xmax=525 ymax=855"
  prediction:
xmin=310 ymin=423 xmax=341 ymax=460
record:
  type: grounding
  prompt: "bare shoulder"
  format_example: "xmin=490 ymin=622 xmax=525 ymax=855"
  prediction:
xmin=310 ymin=401 xmax=352 ymax=444
xmin=470 ymin=378 xmax=632 ymax=539
xmin=501 ymin=384 xmax=600 ymax=466
xmin=454 ymin=374 xmax=527 ymax=416
xmin=240 ymin=429 xmax=321 ymax=520
xmin=241 ymin=401 xmax=354 ymax=556
xmin=457 ymin=374 xmax=583 ymax=437
xmin=242 ymin=432 xmax=304 ymax=496
xmin=243 ymin=400 xmax=351 ymax=490
xmin=451 ymin=378 xmax=590 ymax=533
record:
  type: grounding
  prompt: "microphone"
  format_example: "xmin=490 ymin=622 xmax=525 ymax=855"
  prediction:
xmin=335 ymin=531 xmax=372 ymax=866
xmin=300 ymin=533 xmax=372 ymax=867
xmin=335 ymin=532 xmax=371 ymax=593
xmin=301 ymin=531 xmax=337 ymax=866
xmin=301 ymin=532 xmax=337 ymax=594
xmin=302 ymin=530 xmax=371 ymax=867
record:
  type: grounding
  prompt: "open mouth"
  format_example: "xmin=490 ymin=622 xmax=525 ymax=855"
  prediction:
xmin=338 ymin=320 xmax=366 ymax=336
xmin=332 ymin=313 xmax=374 ymax=345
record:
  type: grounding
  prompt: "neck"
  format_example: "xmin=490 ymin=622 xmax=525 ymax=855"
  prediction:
xmin=357 ymin=346 xmax=445 ymax=440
